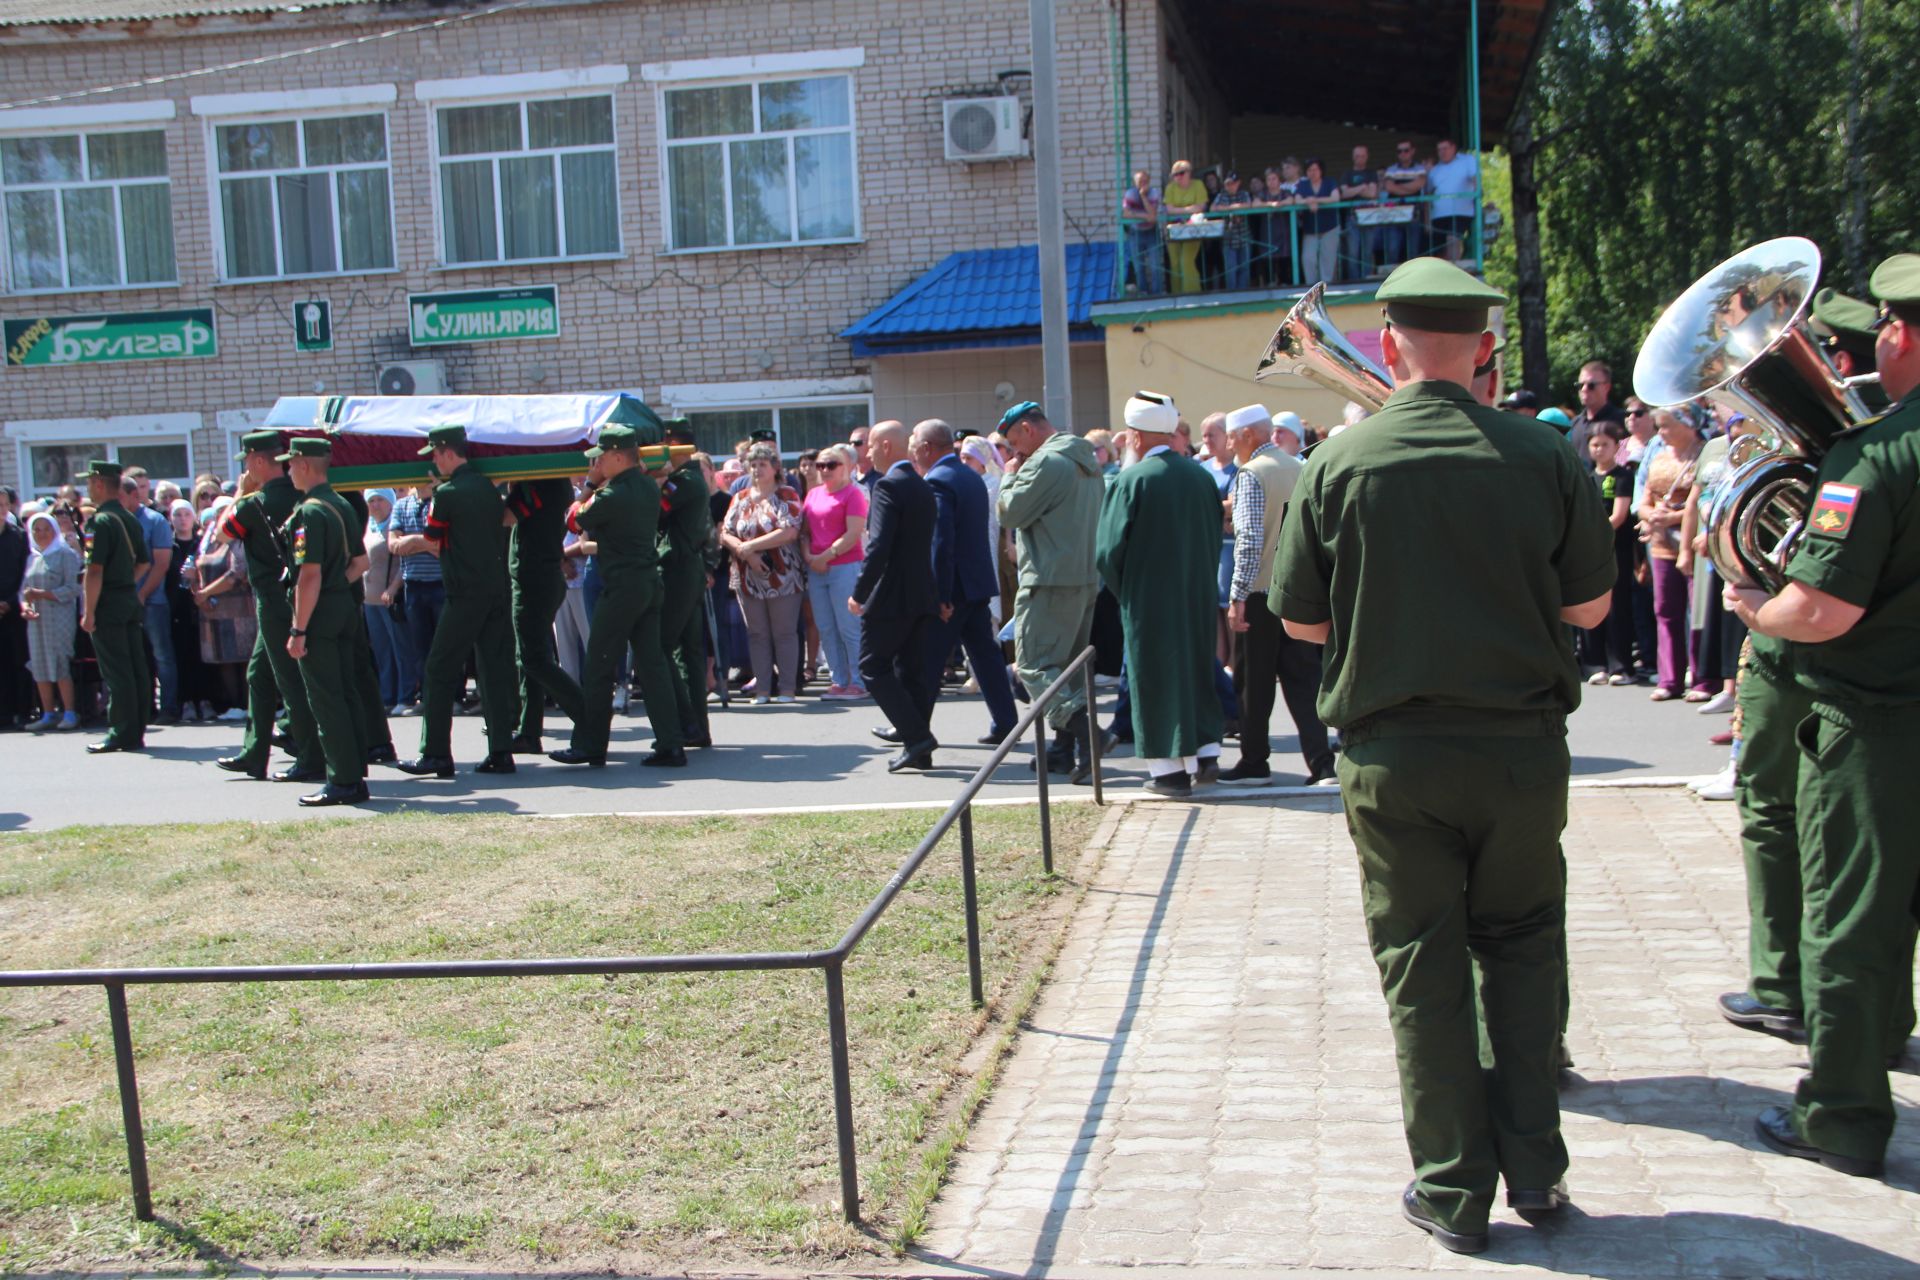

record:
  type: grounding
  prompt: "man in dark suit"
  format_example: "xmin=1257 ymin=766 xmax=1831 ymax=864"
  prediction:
xmin=913 ymin=418 xmax=1019 ymax=744
xmin=848 ymin=421 xmax=939 ymax=771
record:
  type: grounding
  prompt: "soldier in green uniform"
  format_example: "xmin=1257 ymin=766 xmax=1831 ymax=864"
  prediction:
xmin=1726 ymin=253 xmax=1920 ymax=1180
xmin=655 ymin=419 xmax=714 ymax=750
xmin=396 ymin=425 xmax=521 ymax=777
xmin=77 ymin=460 xmax=151 ymax=754
xmin=280 ymin=438 xmax=371 ymax=807
xmin=505 ymin=476 xmax=586 ymax=753
xmin=1273 ymin=258 xmax=1616 ymax=1253
xmin=215 ymin=431 xmax=325 ymax=781
xmin=1720 ymin=287 xmax=1915 ymax=1055
xmin=549 ymin=422 xmax=687 ymax=769
xmin=339 ymin=488 xmax=397 ymax=765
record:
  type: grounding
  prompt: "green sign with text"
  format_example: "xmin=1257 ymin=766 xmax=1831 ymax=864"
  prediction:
xmin=407 ymin=286 xmax=559 ymax=346
xmin=5 ymin=308 xmax=218 ymax=367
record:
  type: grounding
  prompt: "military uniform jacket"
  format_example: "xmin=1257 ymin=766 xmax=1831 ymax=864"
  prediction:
xmin=657 ymin=462 xmax=713 ymax=576
xmin=1273 ymin=380 xmax=1616 ymax=732
xmin=220 ymin=474 xmax=300 ymax=594
xmin=285 ymin=482 xmax=357 ymax=628
xmin=1784 ymin=396 xmax=1920 ymax=707
xmin=507 ymin=478 xmax=575 ymax=580
xmin=84 ymin=497 xmax=148 ymax=625
xmin=573 ymin=466 xmax=663 ymax=592
xmin=426 ymin=462 xmax=509 ymax=600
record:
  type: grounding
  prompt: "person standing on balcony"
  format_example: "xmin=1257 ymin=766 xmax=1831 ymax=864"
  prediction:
xmin=1380 ymin=140 xmax=1428 ymax=266
xmin=1339 ymin=145 xmax=1382 ymax=280
xmin=1162 ymin=160 xmax=1209 ymax=295
xmin=1211 ymin=171 xmax=1255 ymax=291
xmin=1426 ymin=138 xmax=1480 ymax=264
xmin=1121 ymin=169 xmax=1163 ymax=296
xmin=1294 ymin=158 xmax=1342 ymax=287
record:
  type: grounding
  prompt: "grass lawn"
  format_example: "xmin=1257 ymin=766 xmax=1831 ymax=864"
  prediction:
xmin=0 ymin=804 xmax=1103 ymax=1272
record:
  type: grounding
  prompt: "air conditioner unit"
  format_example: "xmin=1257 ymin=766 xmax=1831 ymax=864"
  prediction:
xmin=377 ymin=359 xmax=447 ymax=396
xmin=943 ymin=97 xmax=1025 ymax=162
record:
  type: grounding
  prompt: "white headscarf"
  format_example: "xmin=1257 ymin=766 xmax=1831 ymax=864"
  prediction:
xmin=959 ymin=435 xmax=1004 ymax=478
xmin=26 ymin=511 xmax=77 ymax=568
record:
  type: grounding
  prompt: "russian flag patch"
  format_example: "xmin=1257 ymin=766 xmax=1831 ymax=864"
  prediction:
xmin=1809 ymin=482 xmax=1861 ymax=538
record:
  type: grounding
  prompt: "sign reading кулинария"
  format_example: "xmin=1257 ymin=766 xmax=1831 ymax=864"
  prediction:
xmin=5 ymin=309 xmax=218 ymax=367
xmin=408 ymin=286 xmax=560 ymax=346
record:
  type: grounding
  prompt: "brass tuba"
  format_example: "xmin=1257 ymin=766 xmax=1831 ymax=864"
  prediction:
xmin=1632 ymin=236 xmax=1876 ymax=593
xmin=1255 ymin=281 xmax=1394 ymax=412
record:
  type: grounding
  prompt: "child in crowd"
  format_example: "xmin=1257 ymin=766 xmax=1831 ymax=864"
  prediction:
xmin=1587 ymin=421 xmax=1639 ymax=685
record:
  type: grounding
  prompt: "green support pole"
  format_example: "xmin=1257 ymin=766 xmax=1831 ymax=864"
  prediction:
xmin=1468 ymin=0 xmax=1483 ymax=267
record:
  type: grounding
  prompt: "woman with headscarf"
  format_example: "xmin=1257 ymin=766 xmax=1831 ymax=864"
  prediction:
xmin=185 ymin=494 xmax=255 ymax=719
xmin=165 ymin=499 xmax=215 ymax=721
xmin=18 ymin=511 xmax=82 ymax=729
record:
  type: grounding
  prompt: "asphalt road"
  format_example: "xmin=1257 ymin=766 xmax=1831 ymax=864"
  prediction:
xmin=0 ymin=675 xmax=1728 ymax=832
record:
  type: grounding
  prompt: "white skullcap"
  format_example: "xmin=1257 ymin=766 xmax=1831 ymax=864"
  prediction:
xmin=1124 ymin=390 xmax=1179 ymax=434
xmin=1271 ymin=410 xmax=1304 ymax=437
xmin=1225 ymin=403 xmax=1271 ymax=432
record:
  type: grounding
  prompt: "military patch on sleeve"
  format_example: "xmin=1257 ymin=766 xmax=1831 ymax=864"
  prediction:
xmin=293 ymin=524 xmax=309 ymax=563
xmin=1809 ymin=482 xmax=1861 ymax=538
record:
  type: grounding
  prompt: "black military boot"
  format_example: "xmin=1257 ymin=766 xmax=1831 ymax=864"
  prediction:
xmin=1028 ymin=723 xmax=1074 ymax=775
xmin=1066 ymin=709 xmax=1097 ymax=786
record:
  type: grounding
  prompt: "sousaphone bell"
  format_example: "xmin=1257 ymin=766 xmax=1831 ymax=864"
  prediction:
xmin=1255 ymin=281 xmax=1394 ymax=412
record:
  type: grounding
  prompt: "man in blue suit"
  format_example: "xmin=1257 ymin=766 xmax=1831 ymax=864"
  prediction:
xmin=913 ymin=419 xmax=1021 ymax=745
xmin=849 ymin=421 xmax=940 ymax=771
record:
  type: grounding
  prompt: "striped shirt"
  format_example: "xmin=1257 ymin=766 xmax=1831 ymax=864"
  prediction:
xmin=389 ymin=492 xmax=443 ymax=582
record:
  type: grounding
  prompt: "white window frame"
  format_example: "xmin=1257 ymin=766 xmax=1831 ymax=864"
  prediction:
xmin=0 ymin=118 xmax=178 ymax=296
xmin=8 ymin=412 xmax=201 ymax=499
xmin=216 ymin=407 xmax=273 ymax=469
xmin=419 ymin=67 xmax=629 ymax=270
xmin=647 ymin=50 xmax=864 ymax=256
xmin=194 ymin=91 xmax=401 ymax=285
xmin=661 ymin=377 xmax=872 ymax=459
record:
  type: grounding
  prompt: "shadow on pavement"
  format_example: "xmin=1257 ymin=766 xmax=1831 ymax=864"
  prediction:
xmin=1570 ymin=755 xmax=1655 ymax=776
xmin=1502 ymin=1209 xmax=1915 ymax=1278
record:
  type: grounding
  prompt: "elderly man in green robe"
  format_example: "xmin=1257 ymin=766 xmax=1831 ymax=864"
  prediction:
xmin=1096 ymin=391 xmax=1228 ymax=797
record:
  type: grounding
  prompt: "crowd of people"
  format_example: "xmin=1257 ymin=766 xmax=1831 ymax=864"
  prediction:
xmin=1120 ymin=138 xmax=1483 ymax=297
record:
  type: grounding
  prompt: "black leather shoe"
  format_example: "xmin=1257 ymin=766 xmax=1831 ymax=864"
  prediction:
xmin=365 ymin=743 xmax=398 ymax=765
xmin=474 ymin=752 xmax=517 ymax=774
xmin=395 ymin=755 xmax=456 ymax=778
xmin=871 ymin=725 xmax=902 ymax=744
xmin=86 ymin=739 xmax=137 ymax=754
xmin=1755 ymin=1105 xmax=1884 ymax=1177
xmin=298 ymin=781 xmax=370 ymax=807
xmin=271 ymin=729 xmax=293 ymax=749
xmin=685 ymin=734 xmax=714 ymax=749
xmin=1507 ymin=1181 xmax=1570 ymax=1218
xmin=507 ymin=734 xmax=545 ymax=755
xmin=216 ymin=755 xmax=267 ymax=780
xmin=1718 ymin=991 xmax=1806 ymax=1039
xmin=1100 ymin=728 xmax=1121 ymax=756
xmin=1146 ymin=771 xmax=1192 ymax=798
xmin=1400 ymin=1184 xmax=1488 ymax=1254
xmin=887 ymin=746 xmax=935 ymax=773
xmin=1217 ymin=759 xmax=1272 ymax=785
xmin=642 ymin=747 xmax=688 ymax=768
xmin=548 ymin=748 xmax=605 ymax=767
xmin=977 ymin=728 xmax=1014 ymax=747
xmin=272 ymin=764 xmax=326 ymax=783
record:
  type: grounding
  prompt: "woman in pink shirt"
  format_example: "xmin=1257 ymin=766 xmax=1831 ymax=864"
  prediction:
xmin=802 ymin=442 xmax=869 ymax=699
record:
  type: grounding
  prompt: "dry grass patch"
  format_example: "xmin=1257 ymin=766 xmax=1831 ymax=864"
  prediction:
xmin=0 ymin=805 xmax=1101 ymax=1272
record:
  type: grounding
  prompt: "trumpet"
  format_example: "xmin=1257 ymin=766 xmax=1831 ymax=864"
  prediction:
xmin=1255 ymin=281 xmax=1394 ymax=412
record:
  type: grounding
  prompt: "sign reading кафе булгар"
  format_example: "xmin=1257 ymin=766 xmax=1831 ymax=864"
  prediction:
xmin=5 ymin=309 xmax=218 ymax=366
xmin=408 ymin=286 xmax=560 ymax=346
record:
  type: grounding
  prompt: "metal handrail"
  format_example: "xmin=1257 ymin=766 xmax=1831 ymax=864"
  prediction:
xmin=0 ymin=646 xmax=1105 ymax=1228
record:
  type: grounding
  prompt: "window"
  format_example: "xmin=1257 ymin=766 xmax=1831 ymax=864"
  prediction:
xmin=11 ymin=414 xmax=199 ymax=499
xmin=434 ymin=95 xmax=619 ymax=265
xmin=664 ymin=75 xmax=856 ymax=250
xmin=684 ymin=399 xmax=869 ymax=460
xmin=1 ymin=129 xmax=175 ymax=292
xmin=214 ymin=113 xmax=394 ymax=280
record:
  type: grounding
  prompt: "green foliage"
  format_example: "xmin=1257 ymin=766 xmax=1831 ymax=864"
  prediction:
xmin=1526 ymin=0 xmax=1920 ymax=401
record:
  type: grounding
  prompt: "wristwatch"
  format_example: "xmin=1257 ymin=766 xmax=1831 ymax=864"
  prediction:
xmin=289 ymin=627 xmax=307 ymax=637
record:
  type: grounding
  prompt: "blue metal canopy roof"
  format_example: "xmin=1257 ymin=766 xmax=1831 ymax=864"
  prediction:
xmin=841 ymin=242 xmax=1115 ymax=357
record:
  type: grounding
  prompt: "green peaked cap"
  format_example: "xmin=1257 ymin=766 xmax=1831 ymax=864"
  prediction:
xmin=418 ymin=424 xmax=468 ymax=456
xmin=80 ymin=459 xmax=122 ymax=481
xmin=236 ymin=429 xmax=283 ymax=460
xmin=1869 ymin=252 xmax=1920 ymax=308
xmin=1377 ymin=258 xmax=1508 ymax=334
xmin=1809 ymin=286 xmax=1878 ymax=362
xmin=276 ymin=436 xmax=332 ymax=462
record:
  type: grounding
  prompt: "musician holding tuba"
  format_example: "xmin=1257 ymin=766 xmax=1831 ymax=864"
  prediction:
xmin=1723 ymin=254 xmax=1920 ymax=1181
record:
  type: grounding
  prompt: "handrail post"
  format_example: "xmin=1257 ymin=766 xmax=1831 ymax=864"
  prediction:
xmin=1083 ymin=659 xmax=1104 ymax=806
xmin=1033 ymin=711 xmax=1054 ymax=875
xmin=824 ymin=963 xmax=859 ymax=1223
xmin=105 ymin=983 xmax=154 ymax=1222
xmin=959 ymin=803 xmax=984 ymax=1008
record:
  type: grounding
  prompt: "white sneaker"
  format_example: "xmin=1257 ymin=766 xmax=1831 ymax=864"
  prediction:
xmin=218 ymin=706 xmax=248 ymax=722
xmin=774 ymin=694 xmax=795 ymax=704
xmin=1698 ymin=689 xmax=1736 ymax=714
xmin=1697 ymin=774 xmax=1737 ymax=801
xmin=1691 ymin=767 xmax=1735 ymax=794
xmin=753 ymin=695 xmax=771 ymax=705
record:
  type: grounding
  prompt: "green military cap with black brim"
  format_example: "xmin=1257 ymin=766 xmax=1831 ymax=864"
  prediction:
xmin=236 ymin=429 xmax=283 ymax=460
xmin=78 ymin=459 xmax=123 ymax=482
xmin=276 ymin=436 xmax=333 ymax=463
xmin=585 ymin=424 xmax=641 ymax=459
xmin=661 ymin=416 xmax=695 ymax=447
xmin=1808 ymin=286 xmax=1879 ymax=363
xmin=1377 ymin=257 xmax=1509 ymax=334
xmin=1869 ymin=252 xmax=1920 ymax=325
xmin=418 ymin=424 xmax=468 ymax=456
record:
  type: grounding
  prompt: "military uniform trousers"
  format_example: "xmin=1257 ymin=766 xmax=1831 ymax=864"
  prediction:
xmin=659 ymin=560 xmax=709 ymax=745
xmin=1337 ymin=729 xmax=1571 ymax=1235
xmin=513 ymin=568 xmax=585 ymax=740
xmin=1791 ymin=701 xmax=1920 ymax=1163
xmin=572 ymin=575 xmax=682 ymax=757
xmin=295 ymin=604 xmax=366 ymax=787
xmin=1012 ymin=583 xmax=1096 ymax=729
xmin=91 ymin=612 xmax=151 ymax=748
xmin=419 ymin=590 xmax=520 ymax=758
xmin=238 ymin=591 xmax=321 ymax=771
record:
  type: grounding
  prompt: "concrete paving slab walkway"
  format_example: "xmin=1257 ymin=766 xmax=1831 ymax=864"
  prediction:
xmin=916 ymin=790 xmax=1920 ymax=1278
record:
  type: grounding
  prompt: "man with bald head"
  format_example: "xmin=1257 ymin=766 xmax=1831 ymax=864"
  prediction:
xmin=913 ymin=418 xmax=1019 ymax=744
xmin=849 ymin=419 xmax=939 ymax=770
xmin=854 ymin=419 xmax=903 ymax=499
